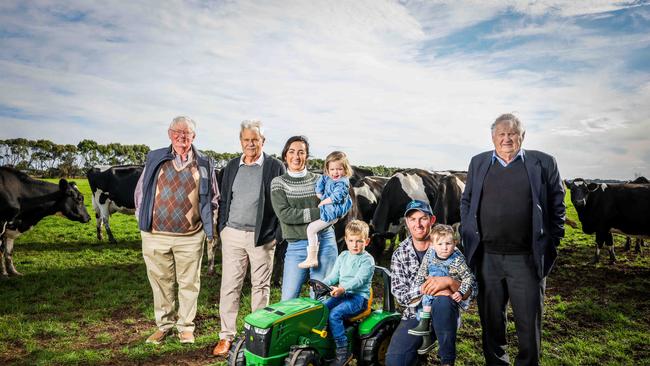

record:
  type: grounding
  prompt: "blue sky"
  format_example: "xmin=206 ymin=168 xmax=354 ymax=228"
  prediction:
xmin=1 ymin=0 xmax=649 ymax=179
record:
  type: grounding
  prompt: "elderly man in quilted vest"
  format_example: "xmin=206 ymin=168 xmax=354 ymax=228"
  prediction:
xmin=135 ymin=116 xmax=219 ymax=345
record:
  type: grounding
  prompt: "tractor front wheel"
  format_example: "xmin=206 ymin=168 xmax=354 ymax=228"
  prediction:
xmin=284 ymin=348 xmax=321 ymax=366
xmin=358 ymin=321 xmax=397 ymax=365
xmin=228 ymin=337 xmax=246 ymax=366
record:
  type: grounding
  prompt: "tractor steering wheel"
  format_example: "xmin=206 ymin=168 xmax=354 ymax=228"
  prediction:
xmin=308 ymin=279 xmax=333 ymax=299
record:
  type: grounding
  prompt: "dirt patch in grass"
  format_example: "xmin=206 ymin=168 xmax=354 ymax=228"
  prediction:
xmin=108 ymin=347 xmax=218 ymax=366
xmin=550 ymin=247 xmax=650 ymax=306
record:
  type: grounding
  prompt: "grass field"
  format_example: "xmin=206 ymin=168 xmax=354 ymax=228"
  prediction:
xmin=1 ymin=179 xmax=648 ymax=365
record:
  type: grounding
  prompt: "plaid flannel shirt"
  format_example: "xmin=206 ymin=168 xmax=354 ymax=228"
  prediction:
xmin=414 ymin=247 xmax=478 ymax=311
xmin=390 ymin=236 xmax=425 ymax=319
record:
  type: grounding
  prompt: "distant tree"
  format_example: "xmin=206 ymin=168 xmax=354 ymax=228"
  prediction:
xmin=1 ymin=138 xmax=30 ymax=167
xmin=128 ymin=144 xmax=150 ymax=165
xmin=308 ymin=158 xmax=324 ymax=171
xmin=203 ymin=150 xmax=241 ymax=168
xmin=77 ymin=139 xmax=101 ymax=169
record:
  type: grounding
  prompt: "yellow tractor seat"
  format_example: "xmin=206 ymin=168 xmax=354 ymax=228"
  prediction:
xmin=347 ymin=288 xmax=373 ymax=322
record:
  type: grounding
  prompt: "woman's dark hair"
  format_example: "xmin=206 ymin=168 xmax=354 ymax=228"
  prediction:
xmin=281 ymin=135 xmax=310 ymax=161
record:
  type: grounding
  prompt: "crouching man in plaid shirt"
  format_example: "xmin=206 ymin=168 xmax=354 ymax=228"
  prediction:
xmin=385 ymin=200 xmax=461 ymax=366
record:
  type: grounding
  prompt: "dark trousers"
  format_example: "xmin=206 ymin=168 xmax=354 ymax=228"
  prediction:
xmin=478 ymin=253 xmax=545 ymax=366
xmin=386 ymin=296 xmax=459 ymax=366
xmin=323 ymin=293 xmax=367 ymax=348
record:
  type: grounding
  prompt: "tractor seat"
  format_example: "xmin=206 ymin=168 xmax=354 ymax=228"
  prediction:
xmin=347 ymin=288 xmax=373 ymax=322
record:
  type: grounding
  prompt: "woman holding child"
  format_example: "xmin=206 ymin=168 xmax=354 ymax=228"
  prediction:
xmin=270 ymin=136 xmax=344 ymax=300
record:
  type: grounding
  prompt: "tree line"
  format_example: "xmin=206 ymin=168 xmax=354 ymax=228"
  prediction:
xmin=0 ymin=138 xmax=399 ymax=178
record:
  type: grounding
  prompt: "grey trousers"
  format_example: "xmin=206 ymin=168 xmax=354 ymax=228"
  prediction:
xmin=477 ymin=252 xmax=545 ymax=366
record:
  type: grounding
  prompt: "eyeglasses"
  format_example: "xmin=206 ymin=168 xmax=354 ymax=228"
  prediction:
xmin=169 ymin=129 xmax=195 ymax=137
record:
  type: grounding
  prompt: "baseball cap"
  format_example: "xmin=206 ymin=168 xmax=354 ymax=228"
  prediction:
xmin=403 ymin=200 xmax=433 ymax=217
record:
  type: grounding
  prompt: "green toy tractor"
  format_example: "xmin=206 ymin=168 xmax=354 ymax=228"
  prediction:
xmin=228 ymin=266 xmax=401 ymax=366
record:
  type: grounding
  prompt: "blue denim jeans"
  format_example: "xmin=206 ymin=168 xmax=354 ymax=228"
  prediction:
xmin=281 ymin=227 xmax=338 ymax=300
xmin=324 ymin=293 xmax=367 ymax=348
xmin=386 ymin=296 xmax=460 ymax=366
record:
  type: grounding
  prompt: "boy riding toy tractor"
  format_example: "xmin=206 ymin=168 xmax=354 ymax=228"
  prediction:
xmin=228 ymin=266 xmax=400 ymax=366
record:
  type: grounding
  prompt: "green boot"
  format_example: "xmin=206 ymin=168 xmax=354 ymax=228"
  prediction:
xmin=417 ymin=334 xmax=435 ymax=355
xmin=407 ymin=311 xmax=431 ymax=336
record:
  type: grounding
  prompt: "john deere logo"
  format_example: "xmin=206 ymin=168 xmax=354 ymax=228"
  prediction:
xmin=250 ymin=335 xmax=254 ymax=342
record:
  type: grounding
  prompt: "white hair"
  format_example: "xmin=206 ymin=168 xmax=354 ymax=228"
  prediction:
xmin=491 ymin=113 xmax=525 ymax=136
xmin=240 ymin=119 xmax=265 ymax=139
xmin=169 ymin=116 xmax=196 ymax=132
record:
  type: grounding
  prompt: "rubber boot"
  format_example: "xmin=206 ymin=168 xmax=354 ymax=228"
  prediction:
xmin=333 ymin=346 xmax=352 ymax=366
xmin=408 ymin=312 xmax=431 ymax=336
xmin=298 ymin=243 xmax=319 ymax=269
xmin=417 ymin=334 xmax=436 ymax=355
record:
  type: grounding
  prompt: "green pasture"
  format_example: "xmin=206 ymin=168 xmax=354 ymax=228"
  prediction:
xmin=0 ymin=179 xmax=648 ymax=365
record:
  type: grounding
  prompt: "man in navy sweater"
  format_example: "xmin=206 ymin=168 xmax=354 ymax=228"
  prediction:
xmin=460 ymin=113 xmax=565 ymax=366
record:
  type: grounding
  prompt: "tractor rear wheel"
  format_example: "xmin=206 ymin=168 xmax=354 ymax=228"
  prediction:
xmin=358 ymin=321 xmax=397 ymax=365
xmin=284 ymin=348 xmax=321 ymax=366
xmin=227 ymin=337 xmax=246 ymax=366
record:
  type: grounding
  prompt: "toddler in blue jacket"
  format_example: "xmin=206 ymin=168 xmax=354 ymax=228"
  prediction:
xmin=299 ymin=151 xmax=353 ymax=269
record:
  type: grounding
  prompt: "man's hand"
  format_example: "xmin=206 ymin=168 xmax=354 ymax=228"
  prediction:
xmin=420 ymin=276 xmax=461 ymax=296
xmin=330 ymin=286 xmax=345 ymax=297
xmin=451 ymin=291 xmax=463 ymax=302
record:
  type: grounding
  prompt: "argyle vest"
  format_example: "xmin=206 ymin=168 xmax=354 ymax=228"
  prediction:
xmin=151 ymin=159 xmax=202 ymax=235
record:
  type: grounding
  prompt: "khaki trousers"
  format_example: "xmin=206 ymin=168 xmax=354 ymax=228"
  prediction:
xmin=141 ymin=230 xmax=205 ymax=333
xmin=219 ymin=226 xmax=275 ymax=340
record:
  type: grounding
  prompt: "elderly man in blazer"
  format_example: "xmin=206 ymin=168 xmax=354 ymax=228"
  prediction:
xmin=460 ymin=113 xmax=565 ymax=366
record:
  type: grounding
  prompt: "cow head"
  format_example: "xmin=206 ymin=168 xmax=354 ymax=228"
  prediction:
xmin=58 ymin=179 xmax=91 ymax=223
xmin=566 ymin=178 xmax=605 ymax=208
xmin=367 ymin=224 xmax=396 ymax=261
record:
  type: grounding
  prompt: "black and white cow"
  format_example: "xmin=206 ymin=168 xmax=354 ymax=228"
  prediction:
xmin=87 ymin=165 xmax=143 ymax=243
xmin=369 ymin=169 xmax=466 ymax=261
xmin=566 ymin=178 xmax=650 ymax=263
xmin=0 ymin=166 xmax=91 ymax=276
xmin=349 ymin=165 xmax=374 ymax=187
xmin=352 ymin=176 xmax=389 ymax=224
xmin=204 ymin=167 xmax=224 ymax=276
xmin=624 ymin=176 xmax=649 ymax=252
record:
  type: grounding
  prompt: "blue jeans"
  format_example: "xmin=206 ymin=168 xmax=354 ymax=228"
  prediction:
xmin=281 ymin=227 xmax=338 ymax=300
xmin=386 ymin=296 xmax=460 ymax=366
xmin=324 ymin=293 xmax=367 ymax=348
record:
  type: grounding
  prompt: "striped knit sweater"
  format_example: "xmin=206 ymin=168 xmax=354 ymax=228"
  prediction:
xmin=270 ymin=172 xmax=322 ymax=241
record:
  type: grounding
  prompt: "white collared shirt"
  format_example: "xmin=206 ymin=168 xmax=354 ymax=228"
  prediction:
xmin=492 ymin=149 xmax=525 ymax=167
xmin=239 ymin=153 xmax=265 ymax=167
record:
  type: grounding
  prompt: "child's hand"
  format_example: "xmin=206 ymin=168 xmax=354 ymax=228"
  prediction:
xmin=318 ymin=197 xmax=333 ymax=207
xmin=330 ymin=286 xmax=345 ymax=297
xmin=451 ymin=291 xmax=463 ymax=302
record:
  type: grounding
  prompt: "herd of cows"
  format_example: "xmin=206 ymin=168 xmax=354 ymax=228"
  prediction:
xmin=0 ymin=164 xmax=648 ymax=278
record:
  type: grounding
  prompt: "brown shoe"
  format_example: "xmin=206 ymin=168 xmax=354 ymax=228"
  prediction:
xmin=212 ymin=338 xmax=233 ymax=357
xmin=145 ymin=329 xmax=169 ymax=345
xmin=179 ymin=331 xmax=195 ymax=344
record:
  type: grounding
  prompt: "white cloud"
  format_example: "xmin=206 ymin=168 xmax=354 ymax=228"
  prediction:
xmin=0 ymin=0 xmax=648 ymax=179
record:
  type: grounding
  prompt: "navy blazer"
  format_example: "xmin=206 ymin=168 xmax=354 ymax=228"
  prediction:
xmin=460 ymin=149 xmax=566 ymax=279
